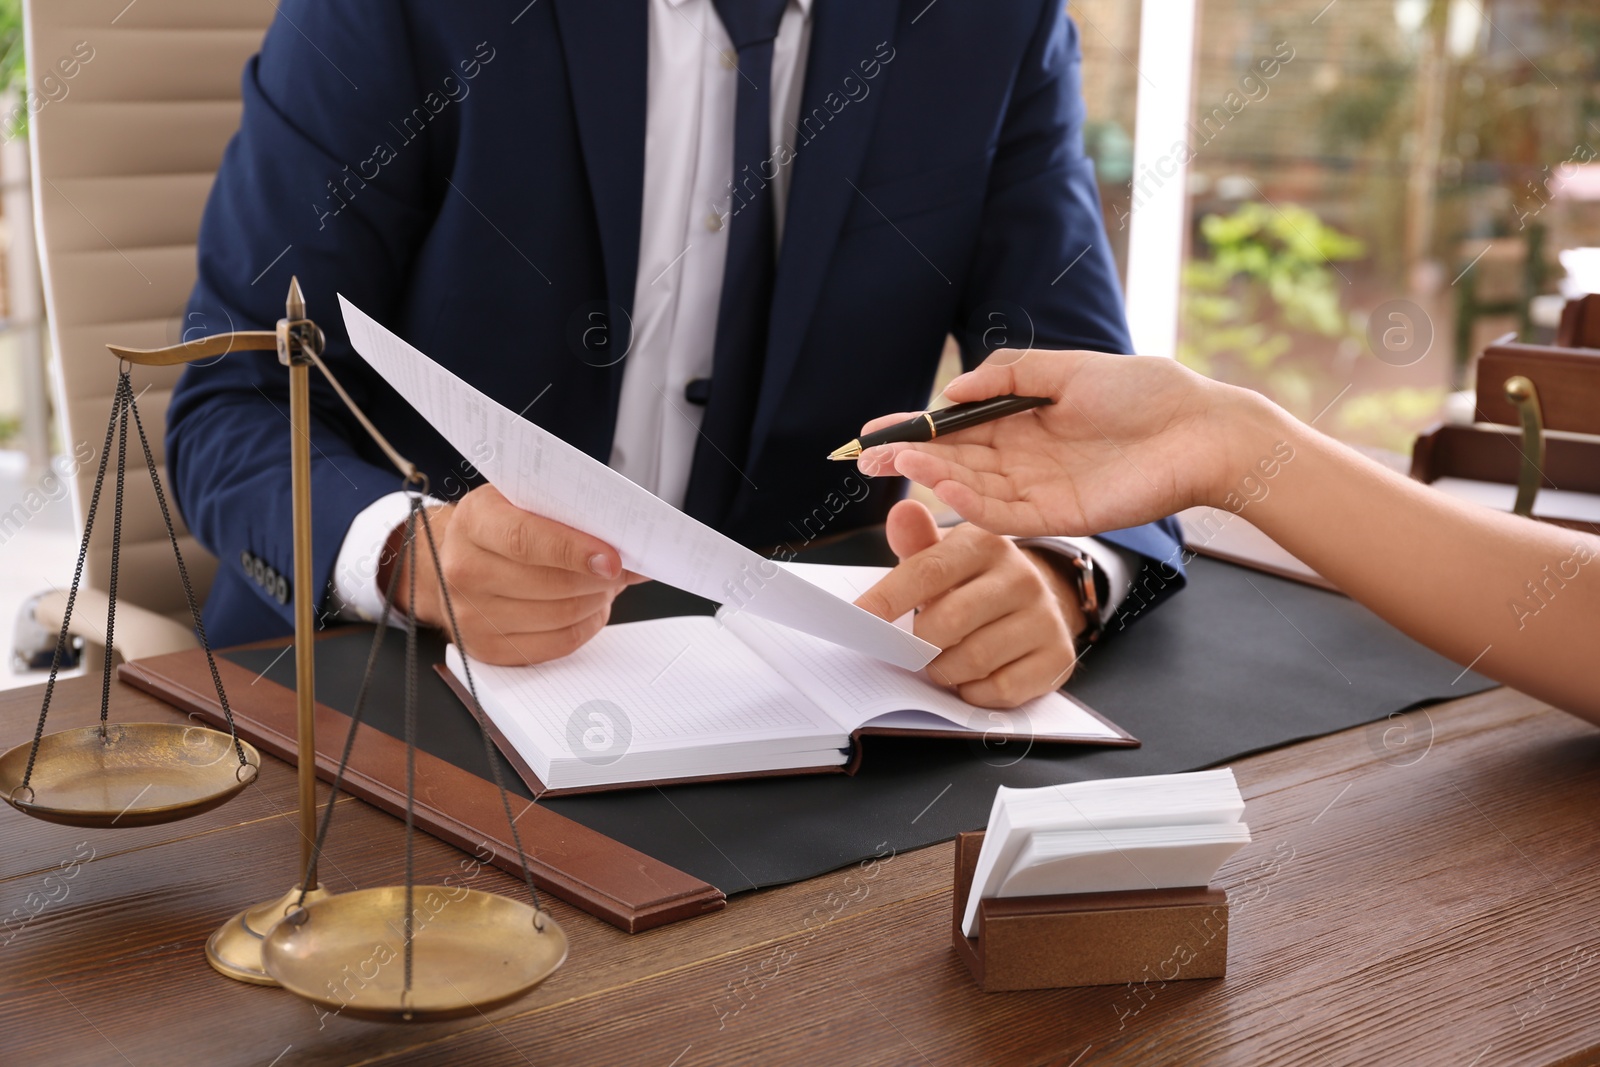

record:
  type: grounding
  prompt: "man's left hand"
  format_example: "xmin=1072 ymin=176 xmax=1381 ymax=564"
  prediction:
xmin=854 ymin=499 xmax=1083 ymax=708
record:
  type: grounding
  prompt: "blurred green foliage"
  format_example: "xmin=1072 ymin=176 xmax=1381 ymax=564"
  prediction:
xmin=1335 ymin=386 xmax=1449 ymax=452
xmin=0 ymin=0 xmax=21 ymax=92
xmin=1179 ymin=202 xmax=1366 ymax=417
xmin=0 ymin=0 xmax=22 ymax=451
xmin=1180 ymin=201 xmax=1450 ymax=451
xmin=0 ymin=0 xmax=24 ymax=142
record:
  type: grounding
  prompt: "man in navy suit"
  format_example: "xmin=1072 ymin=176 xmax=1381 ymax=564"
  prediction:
xmin=169 ymin=0 xmax=1185 ymax=708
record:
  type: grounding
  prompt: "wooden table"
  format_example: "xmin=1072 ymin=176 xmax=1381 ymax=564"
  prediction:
xmin=2 ymin=674 xmax=1598 ymax=1066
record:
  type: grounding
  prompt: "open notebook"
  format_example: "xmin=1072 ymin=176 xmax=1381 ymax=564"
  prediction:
xmin=442 ymin=565 xmax=1136 ymax=794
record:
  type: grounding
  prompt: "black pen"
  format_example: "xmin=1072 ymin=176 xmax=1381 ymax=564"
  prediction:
xmin=827 ymin=394 xmax=1054 ymax=461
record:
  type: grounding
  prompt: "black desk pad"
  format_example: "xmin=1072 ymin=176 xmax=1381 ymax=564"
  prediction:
xmin=224 ymin=539 xmax=1494 ymax=895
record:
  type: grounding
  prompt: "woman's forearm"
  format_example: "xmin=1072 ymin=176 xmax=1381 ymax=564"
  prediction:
xmin=1213 ymin=387 xmax=1600 ymax=722
xmin=878 ymin=349 xmax=1598 ymax=719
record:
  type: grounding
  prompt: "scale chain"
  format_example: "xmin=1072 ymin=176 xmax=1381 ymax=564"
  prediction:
xmin=295 ymin=513 xmax=411 ymax=912
xmin=126 ymin=373 xmax=249 ymax=766
xmin=287 ymin=486 xmax=551 ymax=1011
xmin=19 ymin=370 xmax=124 ymax=790
xmin=402 ymin=500 xmax=419 ymax=1010
xmin=417 ymin=504 xmax=546 ymax=920
xmin=99 ymin=372 xmax=131 ymax=732
xmin=18 ymin=367 xmax=253 ymax=801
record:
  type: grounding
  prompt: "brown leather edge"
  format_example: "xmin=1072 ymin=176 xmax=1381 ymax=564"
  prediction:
xmin=1184 ymin=539 xmax=1342 ymax=593
xmin=118 ymin=644 xmax=726 ymax=933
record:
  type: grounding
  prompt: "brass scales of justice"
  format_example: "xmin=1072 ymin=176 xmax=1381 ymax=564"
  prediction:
xmin=0 ymin=279 xmax=566 ymax=1021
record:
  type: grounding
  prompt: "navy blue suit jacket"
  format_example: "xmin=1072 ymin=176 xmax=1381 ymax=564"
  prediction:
xmin=169 ymin=0 xmax=1185 ymax=648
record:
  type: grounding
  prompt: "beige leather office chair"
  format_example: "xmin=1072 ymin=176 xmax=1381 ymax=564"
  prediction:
xmin=22 ymin=0 xmax=273 ymax=661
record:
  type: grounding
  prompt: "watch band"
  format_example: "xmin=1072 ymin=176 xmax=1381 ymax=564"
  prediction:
xmin=1062 ymin=550 xmax=1105 ymax=652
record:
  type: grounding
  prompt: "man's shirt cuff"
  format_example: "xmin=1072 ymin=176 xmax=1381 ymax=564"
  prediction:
xmin=1015 ymin=536 xmax=1137 ymax=627
xmin=329 ymin=490 xmax=444 ymax=625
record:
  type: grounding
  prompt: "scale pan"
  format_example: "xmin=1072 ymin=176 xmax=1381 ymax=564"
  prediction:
xmin=262 ymin=886 xmax=567 ymax=1022
xmin=0 ymin=723 xmax=260 ymax=827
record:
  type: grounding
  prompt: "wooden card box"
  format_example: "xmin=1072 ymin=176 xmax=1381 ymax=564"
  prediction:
xmin=951 ymin=831 xmax=1230 ymax=992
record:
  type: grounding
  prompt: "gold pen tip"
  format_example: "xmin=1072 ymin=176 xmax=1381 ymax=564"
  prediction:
xmin=828 ymin=441 xmax=862 ymax=462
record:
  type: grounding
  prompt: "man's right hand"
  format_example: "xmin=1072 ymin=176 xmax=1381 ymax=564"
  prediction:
xmin=381 ymin=484 xmax=639 ymax=665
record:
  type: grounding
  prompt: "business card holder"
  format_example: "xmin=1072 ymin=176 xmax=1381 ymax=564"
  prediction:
xmin=951 ymin=830 xmax=1230 ymax=992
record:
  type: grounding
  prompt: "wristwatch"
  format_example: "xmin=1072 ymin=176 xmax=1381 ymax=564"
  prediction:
xmin=1057 ymin=546 xmax=1105 ymax=652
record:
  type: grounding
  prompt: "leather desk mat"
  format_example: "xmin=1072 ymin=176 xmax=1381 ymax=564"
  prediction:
xmin=207 ymin=532 xmax=1493 ymax=901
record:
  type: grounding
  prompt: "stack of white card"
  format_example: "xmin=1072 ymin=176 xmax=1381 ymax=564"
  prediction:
xmin=961 ymin=770 xmax=1250 ymax=937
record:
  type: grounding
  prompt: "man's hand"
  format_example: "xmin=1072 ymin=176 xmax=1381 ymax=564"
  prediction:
xmin=854 ymin=499 xmax=1082 ymax=708
xmin=381 ymin=485 xmax=640 ymax=665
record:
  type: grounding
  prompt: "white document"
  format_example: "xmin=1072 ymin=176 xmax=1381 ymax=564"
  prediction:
xmin=961 ymin=769 xmax=1247 ymax=937
xmin=776 ymin=562 xmax=913 ymax=632
xmin=339 ymin=297 xmax=937 ymax=670
xmin=995 ymin=824 xmax=1252 ymax=898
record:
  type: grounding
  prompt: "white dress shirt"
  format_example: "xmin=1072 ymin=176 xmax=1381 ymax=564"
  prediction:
xmin=609 ymin=0 xmax=813 ymax=499
xmin=330 ymin=0 xmax=1136 ymax=628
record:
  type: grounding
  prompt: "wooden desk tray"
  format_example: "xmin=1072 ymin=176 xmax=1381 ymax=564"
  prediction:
xmin=951 ymin=830 xmax=1229 ymax=992
xmin=1410 ymin=422 xmax=1600 ymax=532
xmin=1409 ymin=335 xmax=1600 ymax=533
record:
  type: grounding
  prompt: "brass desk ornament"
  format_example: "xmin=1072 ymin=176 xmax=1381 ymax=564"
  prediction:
xmin=0 ymin=340 xmax=260 ymax=827
xmin=102 ymin=279 xmax=566 ymax=1016
xmin=261 ymin=494 xmax=567 ymax=1020
xmin=1503 ymin=374 xmax=1547 ymax=518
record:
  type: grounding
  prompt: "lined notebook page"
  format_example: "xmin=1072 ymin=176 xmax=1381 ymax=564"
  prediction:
xmin=720 ymin=611 xmax=1121 ymax=741
xmin=445 ymin=618 xmax=844 ymax=766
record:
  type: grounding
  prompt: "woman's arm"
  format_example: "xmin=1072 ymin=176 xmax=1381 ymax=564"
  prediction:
xmin=859 ymin=350 xmax=1600 ymax=723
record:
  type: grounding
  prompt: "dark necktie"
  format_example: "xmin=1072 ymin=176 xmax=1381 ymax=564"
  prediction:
xmin=682 ymin=0 xmax=791 ymax=527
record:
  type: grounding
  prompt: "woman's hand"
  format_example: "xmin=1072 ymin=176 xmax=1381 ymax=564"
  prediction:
xmin=857 ymin=349 xmax=1256 ymax=537
xmin=857 ymin=348 xmax=1600 ymax=726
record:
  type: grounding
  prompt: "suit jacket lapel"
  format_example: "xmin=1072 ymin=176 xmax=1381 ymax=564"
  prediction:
xmin=551 ymin=0 xmax=647 ymax=411
xmin=750 ymin=0 xmax=900 ymax=461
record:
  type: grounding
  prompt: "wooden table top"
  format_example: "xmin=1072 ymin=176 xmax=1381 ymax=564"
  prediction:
xmin=1 ymin=673 xmax=1598 ymax=1067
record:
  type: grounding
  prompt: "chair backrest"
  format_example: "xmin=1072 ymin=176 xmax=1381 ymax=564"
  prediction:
xmin=24 ymin=0 xmax=273 ymax=617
